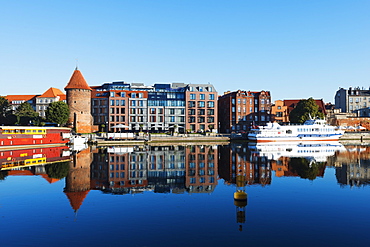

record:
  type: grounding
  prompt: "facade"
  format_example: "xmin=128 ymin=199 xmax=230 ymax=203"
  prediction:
xmin=270 ymin=100 xmax=289 ymax=123
xmin=91 ymin=81 xmax=218 ymax=133
xmin=35 ymin=87 xmax=66 ymax=117
xmin=5 ymin=95 xmax=37 ymax=112
xmin=4 ymin=88 xmax=66 ymax=118
xmin=65 ymin=68 xmax=93 ymax=133
xmin=335 ymin=87 xmax=370 ymax=116
xmin=218 ymin=90 xmax=271 ymax=133
xmin=270 ymin=99 xmax=326 ymax=123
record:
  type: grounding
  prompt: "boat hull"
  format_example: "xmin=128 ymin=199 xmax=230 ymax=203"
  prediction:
xmin=0 ymin=126 xmax=71 ymax=149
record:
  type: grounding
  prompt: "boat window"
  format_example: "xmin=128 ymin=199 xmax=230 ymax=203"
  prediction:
xmin=286 ymin=130 xmax=292 ymax=134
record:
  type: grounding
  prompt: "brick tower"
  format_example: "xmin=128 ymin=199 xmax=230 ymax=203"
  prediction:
xmin=64 ymin=68 xmax=93 ymax=133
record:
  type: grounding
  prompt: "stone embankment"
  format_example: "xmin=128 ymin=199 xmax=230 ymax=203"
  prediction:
xmin=94 ymin=133 xmax=230 ymax=146
xmin=92 ymin=132 xmax=370 ymax=146
xmin=339 ymin=132 xmax=370 ymax=144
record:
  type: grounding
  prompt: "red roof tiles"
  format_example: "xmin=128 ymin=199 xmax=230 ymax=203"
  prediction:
xmin=64 ymin=69 xmax=91 ymax=90
xmin=39 ymin=87 xmax=65 ymax=98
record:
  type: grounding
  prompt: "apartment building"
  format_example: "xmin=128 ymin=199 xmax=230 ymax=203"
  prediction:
xmin=4 ymin=87 xmax=66 ymax=117
xmin=91 ymin=81 xmax=218 ymax=133
xmin=35 ymin=87 xmax=66 ymax=117
xmin=270 ymin=100 xmax=289 ymax=123
xmin=335 ymin=87 xmax=370 ymax=116
xmin=185 ymin=84 xmax=218 ymax=132
xmin=218 ymin=90 xmax=271 ymax=133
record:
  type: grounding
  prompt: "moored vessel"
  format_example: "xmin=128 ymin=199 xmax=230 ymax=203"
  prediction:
xmin=248 ymin=119 xmax=344 ymax=142
xmin=0 ymin=126 xmax=71 ymax=150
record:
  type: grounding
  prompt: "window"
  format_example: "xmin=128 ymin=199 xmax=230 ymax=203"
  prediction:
xmin=170 ymin=116 xmax=175 ymax=122
xmin=198 ymin=101 xmax=205 ymax=107
xmin=120 ymin=92 xmax=126 ymax=97
xmin=232 ymin=99 xmax=235 ymax=105
xmin=131 ymin=93 xmax=136 ymax=98
xmin=190 ymin=94 xmax=196 ymax=100
xmin=138 ymin=93 xmax=143 ymax=98
xmin=110 ymin=100 xmax=115 ymax=106
xmin=110 ymin=92 xmax=115 ymax=97
xmin=200 ymin=94 xmax=205 ymax=100
xmin=209 ymin=94 xmax=214 ymax=100
xmin=208 ymin=101 xmax=214 ymax=107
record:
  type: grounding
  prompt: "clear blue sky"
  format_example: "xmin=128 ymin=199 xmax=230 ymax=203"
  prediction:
xmin=1 ymin=0 xmax=369 ymax=103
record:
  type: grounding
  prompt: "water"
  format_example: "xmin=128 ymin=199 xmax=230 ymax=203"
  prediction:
xmin=0 ymin=142 xmax=369 ymax=247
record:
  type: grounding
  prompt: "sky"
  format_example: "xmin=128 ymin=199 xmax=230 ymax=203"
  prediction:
xmin=1 ymin=0 xmax=370 ymax=103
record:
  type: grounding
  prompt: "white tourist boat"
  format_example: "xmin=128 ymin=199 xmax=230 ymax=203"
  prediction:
xmin=248 ymin=119 xmax=345 ymax=142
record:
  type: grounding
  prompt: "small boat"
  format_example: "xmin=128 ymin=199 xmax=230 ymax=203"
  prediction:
xmin=0 ymin=126 xmax=71 ymax=150
xmin=248 ymin=119 xmax=345 ymax=142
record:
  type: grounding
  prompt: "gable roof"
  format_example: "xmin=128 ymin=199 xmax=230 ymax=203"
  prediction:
xmin=64 ymin=69 xmax=91 ymax=90
xmin=5 ymin=95 xmax=37 ymax=103
xmin=38 ymin=87 xmax=65 ymax=98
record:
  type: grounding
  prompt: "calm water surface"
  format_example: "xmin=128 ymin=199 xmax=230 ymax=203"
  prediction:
xmin=0 ymin=142 xmax=369 ymax=247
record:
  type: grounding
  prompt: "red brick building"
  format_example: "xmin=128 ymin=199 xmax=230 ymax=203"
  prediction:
xmin=218 ymin=90 xmax=272 ymax=133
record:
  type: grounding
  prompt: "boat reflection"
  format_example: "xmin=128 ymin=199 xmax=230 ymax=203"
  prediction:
xmin=0 ymin=145 xmax=71 ymax=182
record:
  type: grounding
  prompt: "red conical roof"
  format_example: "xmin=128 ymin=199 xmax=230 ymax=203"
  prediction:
xmin=64 ymin=68 xmax=91 ymax=90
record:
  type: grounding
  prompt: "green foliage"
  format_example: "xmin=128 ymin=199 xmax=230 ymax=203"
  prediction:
xmin=289 ymin=158 xmax=325 ymax=180
xmin=0 ymin=170 xmax=9 ymax=180
xmin=0 ymin=96 xmax=12 ymax=125
xmin=14 ymin=102 xmax=39 ymax=125
xmin=45 ymin=101 xmax=69 ymax=126
xmin=45 ymin=161 xmax=70 ymax=179
xmin=289 ymin=98 xmax=325 ymax=123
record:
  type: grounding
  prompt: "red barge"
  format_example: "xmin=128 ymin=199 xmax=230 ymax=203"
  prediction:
xmin=0 ymin=126 xmax=72 ymax=150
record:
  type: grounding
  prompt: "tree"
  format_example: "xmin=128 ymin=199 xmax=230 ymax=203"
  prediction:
xmin=14 ymin=102 xmax=39 ymax=125
xmin=289 ymin=98 xmax=325 ymax=123
xmin=45 ymin=101 xmax=69 ymax=126
xmin=45 ymin=161 xmax=69 ymax=179
xmin=0 ymin=96 xmax=12 ymax=125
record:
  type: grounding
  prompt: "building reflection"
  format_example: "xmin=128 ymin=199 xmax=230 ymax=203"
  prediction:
xmin=3 ymin=142 xmax=370 ymax=217
xmin=218 ymin=143 xmax=271 ymax=186
xmin=248 ymin=142 xmax=345 ymax=180
xmin=334 ymin=145 xmax=370 ymax=187
xmin=91 ymin=145 xmax=219 ymax=195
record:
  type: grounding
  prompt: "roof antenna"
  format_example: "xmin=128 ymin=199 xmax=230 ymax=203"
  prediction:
xmin=75 ymin=58 xmax=78 ymax=70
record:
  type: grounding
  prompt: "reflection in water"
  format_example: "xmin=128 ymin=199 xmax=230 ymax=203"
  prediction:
xmin=2 ymin=142 xmax=370 ymax=246
xmin=335 ymin=145 xmax=370 ymax=187
xmin=2 ymin=142 xmax=370 ymax=218
xmin=248 ymin=142 xmax=346 ymax=180
xmin=0 ymin=146 xmax=71 ymax=182
xmin=91 ymin=145 xmax=218 ymax=195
